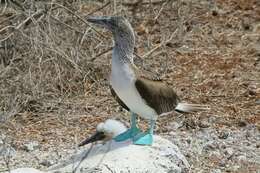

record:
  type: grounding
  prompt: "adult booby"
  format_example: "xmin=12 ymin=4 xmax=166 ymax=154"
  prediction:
xmin=78 ymin=119 xmax=127 ymax=146
xmin=87 ymin=16 xmax=209 ymax=145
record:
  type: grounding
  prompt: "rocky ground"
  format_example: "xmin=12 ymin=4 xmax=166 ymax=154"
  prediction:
xmin=167 ymin=116 xmax=260 ymax=172
xmin=1 ymin=117 xmax=260 ymax=172
xmin=0 ymin=0 xmax=260 ymax=172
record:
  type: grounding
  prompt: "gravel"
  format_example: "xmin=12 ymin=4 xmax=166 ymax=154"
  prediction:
xmin=167 ymin=124 xmax=260 ymax=172
xmin=1 ymin=123 xmax=259 ymax=173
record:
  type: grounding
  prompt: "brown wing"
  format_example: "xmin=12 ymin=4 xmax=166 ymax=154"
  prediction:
xmin=109 ymin=85 xmax=130 ymax=111
xmin=135 ymin=77 xmax=180 ymax=115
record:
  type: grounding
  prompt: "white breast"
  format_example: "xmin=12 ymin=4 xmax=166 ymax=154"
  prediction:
xmin=111 ymin=55 xmax=157 ymax=120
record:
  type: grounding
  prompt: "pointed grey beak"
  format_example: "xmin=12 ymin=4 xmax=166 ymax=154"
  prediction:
xmin=86 ymin=16 xmax=110 ymax=26
xmin=78 ymin=131 xmax=106 ymax=147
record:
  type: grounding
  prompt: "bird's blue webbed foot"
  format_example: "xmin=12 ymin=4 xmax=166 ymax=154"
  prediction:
xmin=133 ymin=120 xmax=155 ymax=145
xmin=133 ymin=132 xmax=153 ymax=145
xmin=113 ymin=112 xmax=140 ymax=142
xmin=113 ymin=126 xmax=140 ymax=142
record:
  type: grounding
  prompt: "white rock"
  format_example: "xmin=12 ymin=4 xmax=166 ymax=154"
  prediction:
xmin=23 ymin=141 xmax=40 ymax=152
xmin=7 ymin=168 xmax=45 ymax=173
xmin=48 ymin=135 xmax=189 ymax=173
xmin=224 ymin=148 xmax=234 ymax=156
xmin=176 ymin=45 xmax=193 ymax=54
xmin=237 ymin=155 xmax=247 ymax=162
xmin=6 ymin=136 xmax=189 ymax=173
xmin=210 ymin=169 xmax=222 ymax=173
xmin=0 ymin=145 xmax=16 ymax=157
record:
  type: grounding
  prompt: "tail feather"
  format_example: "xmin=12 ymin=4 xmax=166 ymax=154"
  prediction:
xmin=175 ymin=103 xmax=210 ymax=113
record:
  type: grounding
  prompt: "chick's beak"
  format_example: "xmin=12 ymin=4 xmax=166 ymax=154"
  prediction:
xmin=78 ymin=131 xmax=106 ymax=147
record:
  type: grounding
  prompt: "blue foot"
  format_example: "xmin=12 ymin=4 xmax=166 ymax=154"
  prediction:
xmin=113 ymin=127 xmax=140 ymax=142
xmin=133 ymin=132 xmax=153 ymax=145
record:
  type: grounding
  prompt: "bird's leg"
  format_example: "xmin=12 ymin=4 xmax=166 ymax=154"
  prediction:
xmin=113 ymin=112 xmax=140 ymax=142
xmin=133 ymin=120 xmax=155 ymax=145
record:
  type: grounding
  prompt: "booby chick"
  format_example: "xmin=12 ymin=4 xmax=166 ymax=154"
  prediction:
xmin=78 ymin=119 xmax=127 ymax=147
xmin=86 ymin=16 xmax=209 ymax=145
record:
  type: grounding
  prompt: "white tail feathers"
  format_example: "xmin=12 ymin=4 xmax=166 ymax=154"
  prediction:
xmin=175 ymin=103 xmax=210 ymax=113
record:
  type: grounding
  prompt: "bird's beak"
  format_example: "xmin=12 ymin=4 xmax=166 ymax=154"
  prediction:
xmin=78 ymin=131 xmax=106 ymax=147
xmin=86 ymin=16 xmax=110 ymax=26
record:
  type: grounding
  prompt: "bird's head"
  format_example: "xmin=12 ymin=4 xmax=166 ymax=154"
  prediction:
xmin=87 ymin=16 xmax=133 ymax=36
xmin=78 ymin=119 xmax=127 ymax=147
xmin=87 ymin=16 xmax=135 ymax=63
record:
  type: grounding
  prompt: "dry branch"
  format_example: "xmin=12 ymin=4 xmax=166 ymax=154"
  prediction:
xmin=123 ymin=0 xmax=167 ymax=6
xmin=50 ymin=2 xmax=108 ymax=39
xmin=141 ymin=28 xmax=178 ymax=58
xmin=87 ymin=1 xmax=111 ymax=16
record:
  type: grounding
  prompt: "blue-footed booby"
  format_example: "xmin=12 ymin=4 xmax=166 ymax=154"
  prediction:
xmin=87 ymin=16 xmax=209 ymax=145
xmin=78 ymin=119 xmax=127 ymax=146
